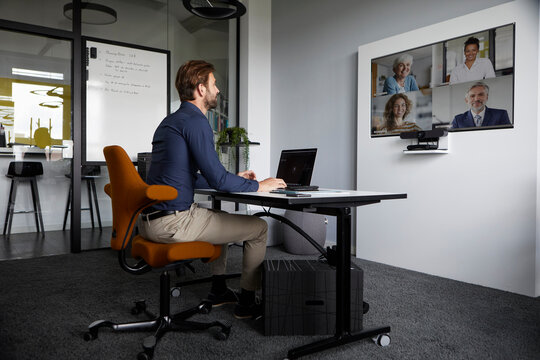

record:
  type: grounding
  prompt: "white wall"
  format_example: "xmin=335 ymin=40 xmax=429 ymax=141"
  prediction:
xmin=356 ymin=1 xmax=539 ymax=297
xmin=270 ymin=0 xmax=540 ymax=296
xmin=271 ymin=0 xmax=511 ymax=190
xmin=240 ymin=0 xmax=272 ymax=179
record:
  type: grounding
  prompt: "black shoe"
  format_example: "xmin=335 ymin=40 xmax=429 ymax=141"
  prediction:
xmin=234 ymin=301 xmax=263 ymax=320
xmin=207 ymin=288 xmax=239 ymax=307
xmin=363 ymin=301 xmax=369 ymax=314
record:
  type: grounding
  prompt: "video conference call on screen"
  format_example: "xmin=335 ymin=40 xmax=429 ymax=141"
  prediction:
xmin=370 ymin=23 xmax=514 ymax=137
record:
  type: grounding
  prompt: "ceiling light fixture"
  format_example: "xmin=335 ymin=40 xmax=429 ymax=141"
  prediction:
xmin=63 ymin=2 xmax=117 ymax=25
xmin=12 ymin=68 xmax=64 ymax=80
xmin=182 ymin=0 xmax=246 ymax=20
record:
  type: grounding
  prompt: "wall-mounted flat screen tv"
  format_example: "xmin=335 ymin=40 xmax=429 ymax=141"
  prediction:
xmin=370 ymin=23 xmax=514 ymax=137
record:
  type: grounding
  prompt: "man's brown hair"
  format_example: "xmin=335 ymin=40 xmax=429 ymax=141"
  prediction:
xmin=175 ymin=60 xmax=215 ymax=101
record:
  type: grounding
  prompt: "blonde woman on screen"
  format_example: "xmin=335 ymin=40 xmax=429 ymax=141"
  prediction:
xmin=379 ymin=94 xmax=421 ymax=134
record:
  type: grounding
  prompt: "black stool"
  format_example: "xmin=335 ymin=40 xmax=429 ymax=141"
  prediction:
xmin=63 ymin=165 xmax=102 ymax=231
xmin=3 ymin=161 xmax=44 ymax=239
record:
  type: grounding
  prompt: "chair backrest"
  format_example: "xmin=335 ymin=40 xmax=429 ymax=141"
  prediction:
xmin=103 ymin=145 xmax=177 ymax=250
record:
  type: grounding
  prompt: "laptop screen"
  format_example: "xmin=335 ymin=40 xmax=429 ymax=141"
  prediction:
xmin=276 ymin=148 xmax=317 ymax=186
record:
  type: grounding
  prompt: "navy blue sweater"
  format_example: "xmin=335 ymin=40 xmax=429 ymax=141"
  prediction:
xmin=147 ymin=102 xmax=258 ymax=211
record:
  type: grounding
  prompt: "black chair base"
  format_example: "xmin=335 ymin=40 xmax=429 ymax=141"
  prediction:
xmin=84 ymin=270 xmax=231 ymax=360
xmin=174 ymin=270 xmax=241 ymax=288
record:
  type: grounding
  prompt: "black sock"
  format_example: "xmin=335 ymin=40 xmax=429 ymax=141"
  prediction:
xmin=211 ymin=275 xmax=227 ymax=295
xmin=239 ymin=289 xmax=255 ymax=306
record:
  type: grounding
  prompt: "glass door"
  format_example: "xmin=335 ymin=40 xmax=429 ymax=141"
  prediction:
xmin=0 ymin=28 xmax=79 ymax=259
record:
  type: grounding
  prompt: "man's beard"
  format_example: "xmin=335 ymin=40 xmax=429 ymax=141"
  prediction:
xmin=204 ymin=93 xmax=218 ymax=110
xmin=471 ymin=102 xmax=485 ymax=113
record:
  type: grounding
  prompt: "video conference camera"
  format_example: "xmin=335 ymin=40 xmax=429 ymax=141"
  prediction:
xmin=399 ymin=128 xmax=448 ymax=140
xmin=400 ymin=129 xmax=448 ymax=151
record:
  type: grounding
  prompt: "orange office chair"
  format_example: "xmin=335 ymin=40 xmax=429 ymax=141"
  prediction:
xmin=84 ymin=145 xmax=231 ymax=360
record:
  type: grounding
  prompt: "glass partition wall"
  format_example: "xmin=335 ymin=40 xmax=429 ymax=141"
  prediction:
xmin=0 ymin=28 xmax=75 ymax=259
xmin=0 ymin=0 xmax=235 ymax=259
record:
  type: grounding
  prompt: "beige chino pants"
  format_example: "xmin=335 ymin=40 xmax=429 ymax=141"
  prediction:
xmin=138 ymin=203 xmax=267 ymax=291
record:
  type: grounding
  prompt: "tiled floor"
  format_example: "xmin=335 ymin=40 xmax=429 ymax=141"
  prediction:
xmin=0 ymin=227 xmax=111 ymax=261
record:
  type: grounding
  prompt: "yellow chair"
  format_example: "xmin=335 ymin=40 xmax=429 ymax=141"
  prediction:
xmin=84 ymin=145 xmax=231 ymax=360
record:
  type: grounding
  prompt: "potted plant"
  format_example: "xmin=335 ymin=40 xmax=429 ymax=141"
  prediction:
xmin=215 ymin=127 xmax=250 ymax=170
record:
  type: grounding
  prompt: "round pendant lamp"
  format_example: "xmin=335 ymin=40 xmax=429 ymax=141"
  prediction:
xmin=182 ymin=0 xmax=246 ymax=20
xmin=64 ymin=2 xmax=117 ymax=25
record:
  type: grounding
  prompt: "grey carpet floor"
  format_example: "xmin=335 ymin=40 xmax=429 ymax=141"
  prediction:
xmin=0 ymin=245 xmax=538 ymax=360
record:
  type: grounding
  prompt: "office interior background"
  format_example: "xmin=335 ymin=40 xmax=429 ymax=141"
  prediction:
xmin=0 ymin=0 xmax=538 ymax=305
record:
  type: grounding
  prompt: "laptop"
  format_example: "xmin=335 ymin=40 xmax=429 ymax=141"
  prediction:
xmin=275 ymin=148 xmax=319 ymax=191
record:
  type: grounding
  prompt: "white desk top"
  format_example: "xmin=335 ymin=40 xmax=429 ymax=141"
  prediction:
xmin=195 ymin=188 xmax=407 ymax=207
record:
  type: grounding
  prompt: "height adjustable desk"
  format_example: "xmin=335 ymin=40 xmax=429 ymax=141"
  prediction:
xmin=195 ymin=188 xmax=407 ymax=359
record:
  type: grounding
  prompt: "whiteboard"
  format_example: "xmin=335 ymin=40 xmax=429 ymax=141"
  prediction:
xmin=84 ymin=38 xmax=169 ymax=163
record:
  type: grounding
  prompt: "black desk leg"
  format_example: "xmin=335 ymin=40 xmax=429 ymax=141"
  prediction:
xmin=287 ymin=326 xmax=391 ymax=359
xmin=336 ymin=207 xmax=351 ymax=334
xmin=286 ymin=207 xmax=391 ymax=359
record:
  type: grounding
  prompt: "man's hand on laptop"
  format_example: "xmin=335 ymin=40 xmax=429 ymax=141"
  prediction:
xmin=258 ymin=178 xmax=286 ymax=192
xmin=238 ymin=170 xmax=257 ymax=180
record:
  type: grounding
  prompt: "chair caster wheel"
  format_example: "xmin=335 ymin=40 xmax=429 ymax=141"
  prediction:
xmin=214 ymin=320 xmax=231 ymax=340
xmin=215 ymin=327 xmax=230 ymax=341
xmin=137 ymin=352 xmax=152 ymax=360
xmin=170 ymin=287 xmax=181 ymax=297
xmin=372 ymin=333 xmax=391 ymax=347
xmin=140 ymin=336 xmax=156 ymax=359
xmin=131 ymin=300 xmax=146 ymax=315
xmin=199 ymin=300 xmax=213 ymax=314
xmin=83 ymin=331 xmax=97 ymax=341
xmin=363 ymin=301 xmax=370 ymax=314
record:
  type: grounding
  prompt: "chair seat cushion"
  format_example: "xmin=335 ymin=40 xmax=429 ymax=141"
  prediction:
xmin=7 ymin=161 xmax=43 ymax=177
xmin=131 ymin=235 xmax=221 ymax=268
